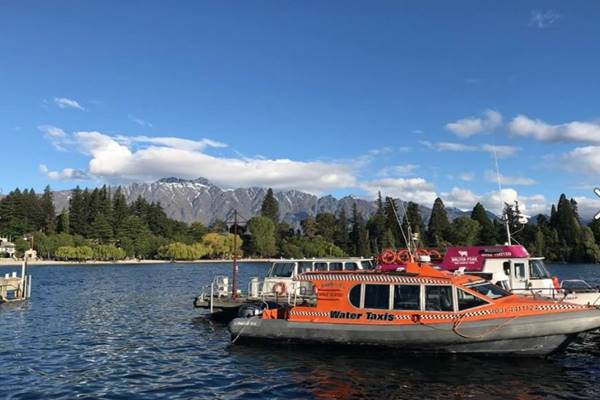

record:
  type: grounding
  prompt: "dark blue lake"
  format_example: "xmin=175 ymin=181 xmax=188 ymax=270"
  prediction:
xmin=2 ymin=262 xmax=600 ymax=399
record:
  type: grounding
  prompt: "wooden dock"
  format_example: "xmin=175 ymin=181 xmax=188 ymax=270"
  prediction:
xmin=0 ymin=262 xmax=32 ymax=304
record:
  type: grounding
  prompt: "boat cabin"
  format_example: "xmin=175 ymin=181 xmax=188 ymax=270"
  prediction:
xmin=437 ymin=245 xmax=555 ymax=296
xmin=263 ymin=257 xmax=375 ymax=296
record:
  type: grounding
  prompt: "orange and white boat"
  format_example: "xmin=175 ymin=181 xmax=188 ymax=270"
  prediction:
xmin=229 ymin=259 xmax=600 ymax=356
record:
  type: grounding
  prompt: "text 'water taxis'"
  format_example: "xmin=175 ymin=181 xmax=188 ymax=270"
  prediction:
xmin=229 ymin=261 xmax=600 ymax=356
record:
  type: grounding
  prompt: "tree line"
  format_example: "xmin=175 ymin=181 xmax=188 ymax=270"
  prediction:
xmin=1 ymin=185 xmax=599 ymax=263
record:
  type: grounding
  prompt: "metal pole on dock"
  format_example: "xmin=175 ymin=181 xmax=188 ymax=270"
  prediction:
xmin=232 ymin=210 xmax=238 ymax=299
xmin=21 ymin=259 xmax=26 ymax=299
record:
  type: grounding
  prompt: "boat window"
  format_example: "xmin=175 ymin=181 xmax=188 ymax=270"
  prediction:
xmin=503 ymin=262 xmax=510 ymax=276
xmin=457 ymin=288 xmax=488 ymax=310
xmin=514 ymin=263 xmax=526 ymax=279
xmin=529 ymin=260 xmax=551 ymax=279
xmin=329 ymin=262 xmax=343 ymax=271
xmin=349 ymin=284 xmax=361 ymax=308
xmin=270 ymin=262 xmax=295 ymax=277
xmin=425 ymin=286 xmax=453 ymax=312
xmin=393 ymin=285 xmax=420 ymax=310
xmin=344 ymin=262 xmax=358 ymax=271
xmin=364 ymin=284 xmax=391 ymax=309
xmin=314 ymin=262 xmax=328 ymax=272
xmin=362 ymin=260 xmax=374 ymax=270
xmin=299 ymin=262 xmax=313 ymax=273
xmin=467 ymin=283 xmax=510 ymax=299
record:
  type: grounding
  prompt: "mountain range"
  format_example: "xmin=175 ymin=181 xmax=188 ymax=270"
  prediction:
xmin=49 ymin=177 xmax=482 ymax=227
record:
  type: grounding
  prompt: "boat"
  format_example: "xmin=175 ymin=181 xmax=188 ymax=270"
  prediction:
xmin=229 ymin=259 xmax=600 ymax=356
xmin=435 ymin=245 xmax=600 ymax=306
xmin=194 ymin=257 xmax=375 ymax=321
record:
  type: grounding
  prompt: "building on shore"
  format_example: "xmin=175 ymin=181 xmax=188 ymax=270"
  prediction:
xmin=0 ymin=238 xmax=16 ymax=258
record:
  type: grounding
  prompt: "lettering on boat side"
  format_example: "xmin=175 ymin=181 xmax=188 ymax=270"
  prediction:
xmin=329 ymin=311 xmax=395 ymax=320
xmin=366 ymin=312 xmax=395 ymax=321
xmin=330 ymin=311 xmax=363 ymax=319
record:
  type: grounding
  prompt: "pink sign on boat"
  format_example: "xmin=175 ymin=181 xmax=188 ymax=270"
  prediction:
xmin=438 ymin=245 xmax=529 ymax=272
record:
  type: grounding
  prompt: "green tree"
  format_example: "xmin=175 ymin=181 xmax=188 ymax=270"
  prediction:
xmin=449 ymin=217 xmax=481 ymax=246
xmin=247 ymin=216 xmax=277 ymax=257
xmin=350 ymin=203 xmax=370 ymax=256
xmin=470 ymin=202 xmax=496 ymax=245
xmin=334 ymin=208 xmax=350 ymax=253
xmin=89 ymin=214 xmax=114 ymax=243
xmin=260 ymin=188 xmax=280 ymax=224
xmin=402 ymin=202 xmax=425 ymax=248
xmin=69 ymin=187 xmax=87 ymax=236
xmin=427 ymin=197 xmax=449 ymax=247
xmin=316 ymin=213 xmax=337 ymax=243
xmin=40 ymin=185 xmax=56 ymax=233
xmin=301 ymin=216 xmax=318 ymax=239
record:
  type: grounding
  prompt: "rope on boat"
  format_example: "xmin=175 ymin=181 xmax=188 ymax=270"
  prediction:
xmin=231 ymin=322 xmax=248 ymax=344
xmin=415 ymin=314 xmax=519 ymax=340
xmin=450 ymin=315 xmax=519 ymax=339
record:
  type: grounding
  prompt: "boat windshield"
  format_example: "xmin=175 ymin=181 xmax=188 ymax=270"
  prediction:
xmin=362 ymin=260 xmax=374 ymax=270
xmin=529 ymin=259 xmax=551 ymax=279
xmin=269 ymin=262 xmax=295 ymax=277
xmin=467 ymin=282 xmax=511 ymax=299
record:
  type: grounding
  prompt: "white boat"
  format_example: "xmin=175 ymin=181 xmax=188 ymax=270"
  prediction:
xmin=194 ymin=257 xmax=375 ymax=320
xmin=437 ymin=245 xmax=600 ymax=306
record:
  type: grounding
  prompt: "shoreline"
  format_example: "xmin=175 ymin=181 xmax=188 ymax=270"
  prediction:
xmin=0 ymin=258 xmax=273 ymax=266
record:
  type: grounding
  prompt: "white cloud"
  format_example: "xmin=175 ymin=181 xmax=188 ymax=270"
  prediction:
xmin=572 ymin=196 xmax=600 ymax=221
xmin=484 ymin=170 xmax=536 ymax=186
xmin=420 ymin=141 xmax=519 ymax=158
xmin=38 ymin=125 xmax=69 ymax=151
xmin=128 ymin=115 xmax=153 ymax=128
xmin=441 ymin=187 xmax=480 ymax=210
xmin=377 ymin=164 xmax=419 ymax=177
xmin=530 ymin=10 xmax=560 ymax=29
xmin=508 ymin=115 xmax=600 ymax=143
xmin=460 ymin=172 xmax=474 ymax=182
xmin=442 ymin=186 xmax=547 ymax=216
xmin=39 ymin=164 xmax=88 ymax=180
xmin=114 ymin=135 xmax=227 ymax=151
xmin=446 ymin=110 xmax=502 ymax=137
xmin=42 ymin=130 xmax=358 ymax=193
xmin=360 ymin=178 xmax=437 ymax=205
xmin=560 ymin=146 xmax=600 ymax=174
xmin=53 ymin=97 xmax=85 ymax=111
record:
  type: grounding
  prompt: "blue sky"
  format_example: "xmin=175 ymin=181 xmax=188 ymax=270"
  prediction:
xmin=2 ymin=1 xmax=600 ymax=217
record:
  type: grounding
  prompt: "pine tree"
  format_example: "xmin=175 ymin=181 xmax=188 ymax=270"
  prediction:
xmin=427 ymin=197 xmax=449 ymax=247
xmin=383 ymin=197 xmax=401 ymax=247
xmin=366 ymin=192 xmax=386 ymax=254
xmin=260 ymin=188 xmax=279 ymax=224
xmin=470 ymin=202 xmax=496 ymax=245
xmin=69 ymin=187 xmax=87 ymax=236
xmin=300 ymin=216 xmax=318 ymax=238
xmin=40 ymin=185 xmax=56 ymax=233
xmin=112 ymin=187 xmax=129 ymax=233
xmin=316 ymin=213 xmax=337 ymax=243
xmin=334 ymin=208 xmax=350 ymax=253
xmin=350 ymin=203 xmax=369 ymax=256
xmin=89 ymin=214 xmax=114 ymax=244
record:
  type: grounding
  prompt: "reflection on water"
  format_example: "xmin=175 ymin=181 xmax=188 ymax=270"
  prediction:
xmin=0 ymin=262 xmax=600 ymax=399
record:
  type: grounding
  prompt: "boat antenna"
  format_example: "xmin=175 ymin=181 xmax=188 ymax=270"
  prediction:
xmin=390 ymin=197 xmax=415 ymax=258
xmin=492 ymin=135 xmax=512 ymax=245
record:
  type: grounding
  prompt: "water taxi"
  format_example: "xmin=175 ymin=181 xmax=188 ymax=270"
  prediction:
xmin=229 ymin=259 xmax=600 ymax=355
xmin=194 ymin=257 xmax=374 ymax=321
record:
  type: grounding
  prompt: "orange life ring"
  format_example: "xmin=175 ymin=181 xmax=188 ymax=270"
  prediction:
xmin=416 ymin=249 xmax=430 ymax=256
xmin=273 ymin=282 xmax=287 ymax=296
xmin=429 ymin=249 xmax=442 ymax=260
xmin=380 ymin=249 xmax=396 ymax=264
xmin=395 ymin=249 xmax=411 ymax=264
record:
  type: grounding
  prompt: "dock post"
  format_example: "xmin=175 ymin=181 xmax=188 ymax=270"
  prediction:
xmin=20 ymin=260 xmax=26 ymax=299
xmin=210 ymin=281 xmax=214 ymax=313
xmin=27 ymin=275 xmax=32 ymax=298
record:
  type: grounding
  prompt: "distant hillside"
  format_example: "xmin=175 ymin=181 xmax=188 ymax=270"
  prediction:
xmin=52 ymin=177 xmax=481 ymax=226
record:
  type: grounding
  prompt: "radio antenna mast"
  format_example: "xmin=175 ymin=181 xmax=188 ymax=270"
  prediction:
xmin=492 ymin=136 xmax=512 ymax=245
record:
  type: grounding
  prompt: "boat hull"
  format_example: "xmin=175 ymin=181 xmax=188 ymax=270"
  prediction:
xmin=229 ymin=310 xmax=600 ymax=356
